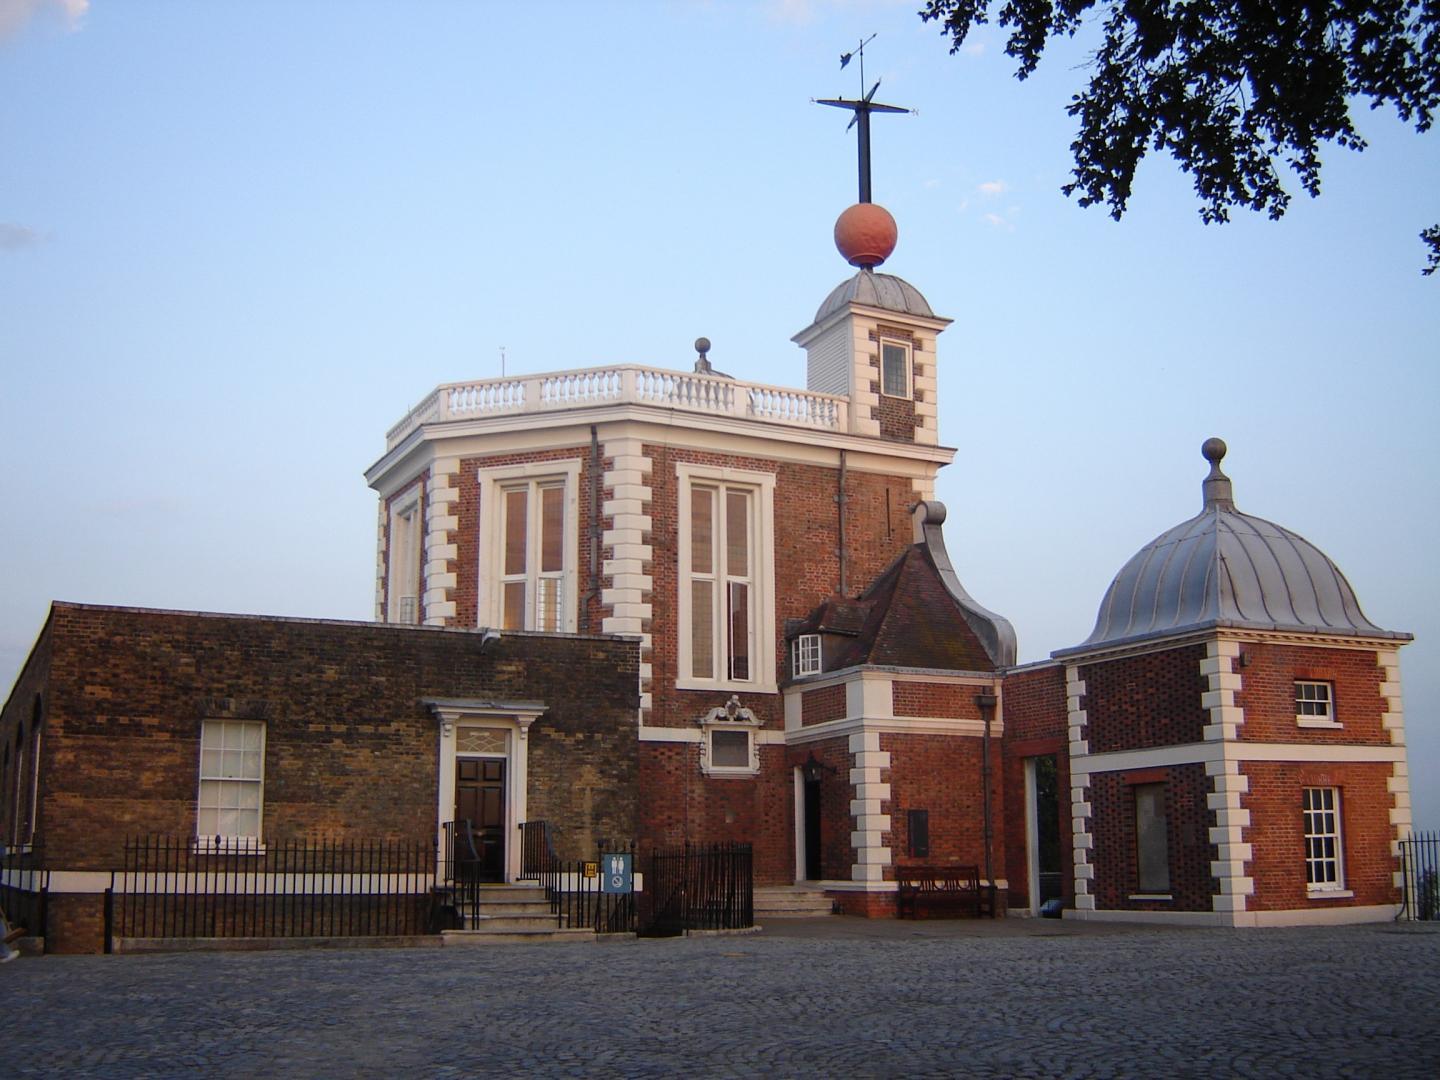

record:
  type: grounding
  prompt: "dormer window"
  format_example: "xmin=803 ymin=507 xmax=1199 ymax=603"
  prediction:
xmin=880 ymin=339 xmax=910 ymax=399
xmin=792 ymin=634 xmax=822 ymax=678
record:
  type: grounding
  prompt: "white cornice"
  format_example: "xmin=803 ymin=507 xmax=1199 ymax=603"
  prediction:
xmin=1053 ymin=626 xmax=1410 ymax=667
xmin=367 ymin=408 xmax=955 ymax=490
xmin=785 ymin=715 xmax=1003 ymax=745
xmin=1072 ymin=740 xmax=1407 ymax=775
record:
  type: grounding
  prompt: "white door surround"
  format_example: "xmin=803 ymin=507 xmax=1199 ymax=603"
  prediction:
xmin=425 ymin=698 xmax=545 ymax=883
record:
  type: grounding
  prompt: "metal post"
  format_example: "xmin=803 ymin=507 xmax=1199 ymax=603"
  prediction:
xmin=975 ymin=693 xmax=998 ymax=917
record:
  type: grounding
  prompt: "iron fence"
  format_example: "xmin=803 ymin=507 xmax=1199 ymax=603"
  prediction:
xmin=1398 ymin=830 xmax=1440 ymax=921
xmin=107 ymin=835 xmax=436 ymax=949
xmin=640 ymin=841 xmax=752 ymax=937
xmin=0 ymin=846 xmax=48 ymax=944
xmin=512 ymin=820 xmax=635 ymax=933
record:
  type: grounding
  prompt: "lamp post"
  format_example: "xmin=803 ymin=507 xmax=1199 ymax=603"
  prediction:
xmin=975 ymin=692 xmax=998 ymax=916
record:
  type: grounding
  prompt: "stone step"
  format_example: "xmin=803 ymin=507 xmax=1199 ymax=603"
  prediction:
xmin=463 ymin=901 xmax=554 ymax=917
xmin=461 ymin=914 xmax=561 ymax=932
xmin=442 ymin=928 xmax=596 ymax=946
xmin=754 ymin=886 xmax=834 ymax=917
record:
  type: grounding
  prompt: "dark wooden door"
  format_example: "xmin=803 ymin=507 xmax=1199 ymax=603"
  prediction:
xmin=456 ymin=758 xmax=506 ymax=882
xmin=804 ymin=775 xmax=822 ymax=881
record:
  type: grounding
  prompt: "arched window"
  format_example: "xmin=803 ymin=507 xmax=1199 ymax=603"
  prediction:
xmin=19 ymin=695 xmax=42 ymax=844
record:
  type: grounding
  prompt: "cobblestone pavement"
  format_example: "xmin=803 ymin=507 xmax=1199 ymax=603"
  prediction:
xmin=4 ymin=920 xmax=1438 ymax=1079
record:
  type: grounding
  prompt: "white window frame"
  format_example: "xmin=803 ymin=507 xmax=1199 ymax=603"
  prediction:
xmin=676 ymin=463 xmax=776 ymax=693
xmin=792 ymin=634 xmax=822 ymax=678
xmin=1303 ymin=786 xmax=1345 ymax=894
xmin=477 ymin=460 xmax=581 ymax=633
xmin=698 ymin=696 xmax=762 ymax=778
xmin=387 ymin=489 xmax=424 ymax=625
xmin=879 ymin=337 xmax=911 ymax=400
xmin=195 ymin=720 xmax=266 ymax=854
xmin=1295 ymin=680 xmax=1339 ymax=728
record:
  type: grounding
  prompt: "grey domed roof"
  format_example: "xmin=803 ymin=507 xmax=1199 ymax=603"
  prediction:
xmin=815 ymin=270 xmax=934 ymax=323
xmin=1059 ymin=440 xmax=1409 ymax=655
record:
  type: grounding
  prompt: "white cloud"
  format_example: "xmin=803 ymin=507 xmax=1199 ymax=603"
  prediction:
xmin=0 ymin=223 xmax=44 ymax=250
xmin=923 ymin=178 xmax=941 ymax=189
xmin=961 ymin=41 xmax=985 ymax=57
xmin=978 ymin=180 xmax=1008 ymax=196
xmin=0 ymin=0 xmax=87 ymax=41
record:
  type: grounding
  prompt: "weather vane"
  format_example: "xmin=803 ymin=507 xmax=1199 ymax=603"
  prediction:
xmin=814 ymin=34 xmax=912 ymax=204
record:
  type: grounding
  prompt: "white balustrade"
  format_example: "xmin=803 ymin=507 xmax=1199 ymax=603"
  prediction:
xmin=386 ymin=364 xmax=846 ymax=449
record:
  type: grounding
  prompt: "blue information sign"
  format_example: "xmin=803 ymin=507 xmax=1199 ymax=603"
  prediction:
xmin=600 ymin=852 xmax=632 ymax=894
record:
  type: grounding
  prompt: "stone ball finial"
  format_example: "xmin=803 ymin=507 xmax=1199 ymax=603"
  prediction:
xmin=1201 ymin=437 xmax=1234 ymax=510
xmin=834 ymin=203 xmax=897 ymax=268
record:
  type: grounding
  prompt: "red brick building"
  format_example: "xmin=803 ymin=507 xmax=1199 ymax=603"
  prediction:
xmin=1 ymin=205 xmax=1414 ymax=948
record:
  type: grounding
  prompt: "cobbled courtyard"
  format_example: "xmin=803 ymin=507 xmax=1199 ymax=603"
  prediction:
xmin=3 ymin=919 xmax=1438 ymax=1078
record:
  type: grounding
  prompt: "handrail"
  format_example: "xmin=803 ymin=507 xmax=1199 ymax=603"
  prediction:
xmin=385 ymin=364 xmax=848 ymax=448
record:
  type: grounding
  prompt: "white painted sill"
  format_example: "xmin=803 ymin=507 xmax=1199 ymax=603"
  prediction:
xmin=1306 ymin=888 xmax=1355 ymax=900
xmin=676 ymin=677 xmax=778 ymax=696
xmin=1296 ymin=718 xmax=1343 ymax=729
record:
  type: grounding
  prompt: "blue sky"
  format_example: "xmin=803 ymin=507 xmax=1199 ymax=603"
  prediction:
xmin=3 ymin=1 xmax=1437 ymax=827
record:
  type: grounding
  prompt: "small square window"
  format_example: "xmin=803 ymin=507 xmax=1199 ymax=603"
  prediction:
xmin=880 ymin=340 xmax=910 ymax=399
xmin=1295 ymin=681 xmax=1338 ymax=727
xmin=702 ymin=725 xmax=759 ymax=777
xmin=792 ymin=635 xmax=821 ymax=678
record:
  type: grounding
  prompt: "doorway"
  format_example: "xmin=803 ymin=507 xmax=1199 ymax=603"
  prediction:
xmin=455 ymin=757 xmax=506 ymax=882
xmin=803 ymin=771 xmax=822 ymax=881
xmin=1025 ymin=754 xmax=1062 ymax=913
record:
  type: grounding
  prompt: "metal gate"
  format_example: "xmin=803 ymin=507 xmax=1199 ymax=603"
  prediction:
xmin=1398 ymin=831 xmax=1440 ymax=921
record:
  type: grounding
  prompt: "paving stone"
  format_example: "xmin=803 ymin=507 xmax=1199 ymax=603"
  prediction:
xmin=1 ymin=922 xmax=1438 ymax=1078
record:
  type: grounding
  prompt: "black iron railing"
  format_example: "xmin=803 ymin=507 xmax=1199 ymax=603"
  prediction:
xmin=1398 ymin=831 xmax=1440 ymax=921
xmin=0 ymin=846 xmax=48 ymax=945
xmin=639 ymin=841 xmax=752 ymax=937
xmin=515 ymin=820 xmax=635 ymax=933
xmin=107 ymin=835 xmax=435 ymax=948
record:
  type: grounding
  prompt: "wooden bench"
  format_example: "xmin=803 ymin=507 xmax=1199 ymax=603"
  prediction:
xmin=895 ymin=864 xmax=993 ymax=919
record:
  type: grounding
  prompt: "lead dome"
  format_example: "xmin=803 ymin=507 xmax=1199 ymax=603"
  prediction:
xmin=1069 ymin=439 xmax=1408 ymax=652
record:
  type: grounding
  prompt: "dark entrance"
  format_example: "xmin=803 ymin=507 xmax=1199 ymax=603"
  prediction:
xmin=456 ymin=758 xmax=506 ymax=882
xmin=803 ymin=773 xmax=822 ymax=881
xmin=1031 ymin=754 xmax=1063 ymax=907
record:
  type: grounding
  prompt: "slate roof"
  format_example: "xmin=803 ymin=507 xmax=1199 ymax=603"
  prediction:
xmin=789 ymin=502 xmax=1016 ymax=674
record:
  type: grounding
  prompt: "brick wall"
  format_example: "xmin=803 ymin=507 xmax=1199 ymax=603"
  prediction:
xmin=29 ymin=605 xmax=639 ymax=873
xmin=636 ymin=741 xmax=795 ymax=885
xmin=891 ymin=681 xmax=982 ymax=720
xmin=882 ymin=733 xmax=1004 ymax=882
xmin=1240 ymin=760 xmax=1398 ymax=910
xmin=800 ymin=683 xmax=846 ymax=726
xmin=1081 ymin=645 xmax=1209 ymax=753
xmin=1088 ymin=763 xmax=1215 ymax=911
xmin=1235 ymin=643 xmax=1388 ymax=745
xmin=1001 ymin=664 xmax=1067 ymax=744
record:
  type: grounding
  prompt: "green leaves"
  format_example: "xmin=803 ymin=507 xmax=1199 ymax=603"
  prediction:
xmin=920 ymin=0 xmax=1440 ymax=271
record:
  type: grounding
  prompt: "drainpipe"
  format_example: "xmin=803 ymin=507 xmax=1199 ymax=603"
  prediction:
xmin=975 ymin=692 xmax=998 ymax=915
xmin=836 ymin=450 xmax=848 ymax=595
xmin=581 ymin=424 xmax=602 ymax=625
